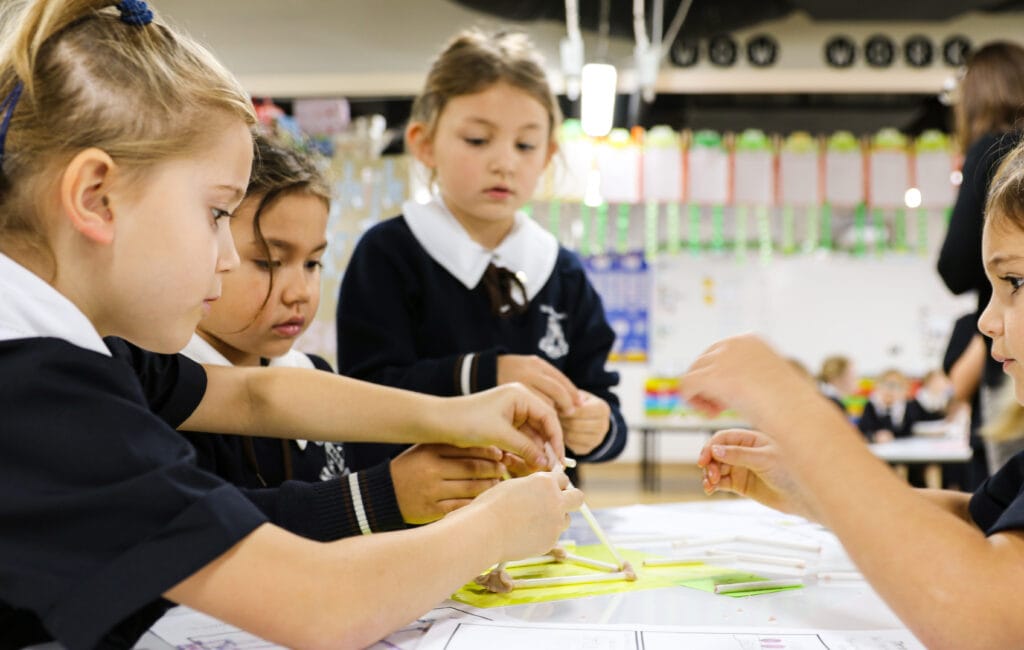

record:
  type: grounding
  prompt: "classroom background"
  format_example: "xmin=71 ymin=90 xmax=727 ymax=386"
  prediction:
xmin=159 ymin=0 xmax=1021 ymax=468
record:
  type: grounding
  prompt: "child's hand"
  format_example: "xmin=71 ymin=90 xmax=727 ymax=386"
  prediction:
xmin=390 ymin=444 xmax=505 ymax=525
xmin=680 ymin=334 xmax=821 ymax=432
xmin=471 ymin=471 xmax=584 ymax=561
xmin=697 ymin=428 xmax=812 ymax=519
xmin=497 ymin=354 xmax=583 ymax=415
xmin=561 ymin=390 xmax=611 ymax=455
xmin=445 ymin=384 xmax=564 ymax=469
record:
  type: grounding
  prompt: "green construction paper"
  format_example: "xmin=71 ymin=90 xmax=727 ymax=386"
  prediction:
xmin=549 ymin=199 xmax=561 ymax=238
xmin=782 ymin=205 xmax=795 ymax=254
xmin=644 ymin=202 xmax=659 ymax=260
xmin=854 ymin=203 xmax=867 ymax=256
xmin=687 ymin=203 xmax=700 ymax=255
xmin=616 ymin=203 xmax=630 ymax=254
xmin=917 ymin=207 xmax=928 ymax=255
xmin=692 ymin=129 xmax=722 ymax=150
xmin=735 ymin=205 xmax=748 ymax=261
xmin=646 ymin=125 xmax=678 ymax=148
xmin=580 ymin=203 xmax=592 ymax=256
xmin=871 ymin=127 xmax=908 ymax=151
xmin=872 ymin=206 xmax=886 ymax=254
xmin=736 ymin=128 xmax=770 ymax=152
xmin=452 ymin=545 xmax=781 ymax=608
xmin=782 ymin=131 xmax=815 ymax=154
xmin=757 ymin=205 xmax=772 ymax=262
xmin=915 ymin=129 xmax=949 ymax=152
xmin=827 ymin=131 xmax=858 ymax=153
xmin=667 ymin=202 xmax=681 ymax=254
xmin=711 ymin=205 xmax=725 ymax=252
xmin=819 ymin=203 xmax=832 ymax=250
xmin=595 ymin=203 xmax=608 ymax=254
xmin=894 ymin=207 xmax=907 ymax=251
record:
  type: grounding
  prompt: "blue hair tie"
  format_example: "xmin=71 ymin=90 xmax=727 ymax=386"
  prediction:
xmin=0 ymin=81 xmax=23 ymax=166
xmin=117 ymin=0 xmax=153 ymax=26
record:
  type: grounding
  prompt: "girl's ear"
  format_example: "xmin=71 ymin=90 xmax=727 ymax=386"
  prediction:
xmin=406 ymin=121 xmax=435 ymax=168
xmin=59 ymin=148 xmax=117 ymax=245
xmin=544 ymin=138 xmax=559 ymax=167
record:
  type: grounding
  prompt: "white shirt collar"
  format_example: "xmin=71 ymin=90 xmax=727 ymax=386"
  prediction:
xmin=180 ymin=333 xmax=314 ymax=370
xmin=0 ymin=251 xmax=110 ymax=356
xmin=402 ymin=195 xmax=559 ymax=300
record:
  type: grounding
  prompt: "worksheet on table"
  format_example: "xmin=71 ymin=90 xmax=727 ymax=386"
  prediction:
xmin=417 ymin=618 xmax=925 ymax=650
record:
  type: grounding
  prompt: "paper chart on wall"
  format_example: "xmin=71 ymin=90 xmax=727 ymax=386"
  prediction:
xmin=418 ymin=619 xmax=925 ymax=650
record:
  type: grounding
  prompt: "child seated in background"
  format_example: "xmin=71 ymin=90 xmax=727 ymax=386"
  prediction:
xmin=817 ymin=354 xmax=855 ymax=416
xmin=860 ymin=368 xmax=950 ymax=443
xmin=859 ymin=368 xmax=911 ymax=443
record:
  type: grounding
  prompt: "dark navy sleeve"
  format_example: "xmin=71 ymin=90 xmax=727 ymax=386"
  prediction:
xmin=0 ymin=339 xmax=267 ymax=650
xmin=559 ymin=251 xmax=627 ymax=463
xmin=104 ymin=336 xmax=207 ymax=428
xmin=336 ymin=218 xmax=473 ymax=397
xmin=969 ymin=451 xmax=1024 ymax=535
xmin=242 ymin=462 xmax=406 ymax=540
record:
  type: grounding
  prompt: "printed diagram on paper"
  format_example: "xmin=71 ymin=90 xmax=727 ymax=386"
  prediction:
xmin=418 ymin=620 xmax=925 ymax=650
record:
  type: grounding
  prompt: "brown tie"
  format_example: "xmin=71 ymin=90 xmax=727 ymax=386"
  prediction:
xmin=480 ymin=263 xmax=529 ymax=318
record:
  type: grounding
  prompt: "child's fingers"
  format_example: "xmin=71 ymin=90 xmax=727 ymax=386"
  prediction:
xmin=709 ymin=443 xmax=771 ymax=473
xmin=438 ymin=478 xmax=501 ymax=500
xmin=501 ymin=452 xmax=536 ymax=477
xmin=532 ymin=373 xmax=579 ymax=415
xmin=437 ymin=445 xmax=504 ymax=462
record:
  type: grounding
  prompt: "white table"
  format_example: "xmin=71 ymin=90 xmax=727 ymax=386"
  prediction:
xmin=869 ymin=435 xmax=973 ymax=489
xmin=636 ymin=416 xmax=973 ymax=491
xmin=140 ymin=500 xmax=920 ymax=649
xmin=635 ymin=417 xmax=749 ymax=490
xmin=387 ymin=499 xmax=918 ymax=648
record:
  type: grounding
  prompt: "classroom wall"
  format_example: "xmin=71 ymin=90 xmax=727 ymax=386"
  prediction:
xmin=158 ymin=1 xmax=1024 ymax=96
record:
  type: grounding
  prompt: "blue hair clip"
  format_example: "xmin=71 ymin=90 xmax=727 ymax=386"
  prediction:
xmin=117 ymin=0 xmax=153 ymax=26
xmin=0 ymin=81 xmax=23 ymax=166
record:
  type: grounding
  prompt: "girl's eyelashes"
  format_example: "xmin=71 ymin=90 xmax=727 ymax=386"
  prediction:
xmin=516 ymin=142 xmax=537 ymax=151
xmin=305 ymin=260 xmax=324 ymax=271
xmin=253 ymin=259 xmax=282 ymax=270
xmin=1001 ymin=275 xmax=1024 ymax=293
xmin=211 ymin=208 xmax=233 ymax=221
xmin=463 ymin=137 xmax=487 ymax=146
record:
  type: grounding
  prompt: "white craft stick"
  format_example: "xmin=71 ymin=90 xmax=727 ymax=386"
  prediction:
xmin=563 ymin=553 xmax=620 ymax=572
xmin=579 ymin=503 xmax=629 ymax=569
xmin=708 ymin=549 xmax=806 ymax=568
xmin=504 ymin=555 xmax=559 ymax=569
xmin=734 ymin=534 xmax=822 ymax=553
xmin=563 ymin=457 xmax=577 ymax=468
xmin=816 ymin=571 xmax=863 ymax=581
xmin=611 ymin=533 xmax=688 ymax=545
xmin=544 ymin=442 xmax=628 ymax=570
xmin=512 ymin=571 xmax=634 ymax=589
xmin=714 ymin=578 xmax=804 ymax=594
xmin=671 ymin=535 xmax=738 ymax=548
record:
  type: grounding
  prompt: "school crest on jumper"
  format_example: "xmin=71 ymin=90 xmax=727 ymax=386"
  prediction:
xmin=538 ymin=305 xmax=569 ymax=359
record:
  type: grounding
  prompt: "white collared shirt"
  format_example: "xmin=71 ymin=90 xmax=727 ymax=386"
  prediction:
xmin=0 ymin=251 xmax=110 ymax=356
xmin=402 ymin=195 xmax=559 ymax=299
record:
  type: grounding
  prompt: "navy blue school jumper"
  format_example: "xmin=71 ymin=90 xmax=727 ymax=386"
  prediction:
xmin=336 ymin=198 xmax=627 ymax=472
xmin=970 ymin=451 xmax=1024 ymax=535
xmin=170 ymin=334 xmax=405 ymax=540
xmin=0 ymin=253 xmax=266 ymax=650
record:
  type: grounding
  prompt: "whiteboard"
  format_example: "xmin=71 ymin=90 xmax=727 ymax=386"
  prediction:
xmin=650 ymin=250 xmax=975 ymax=376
